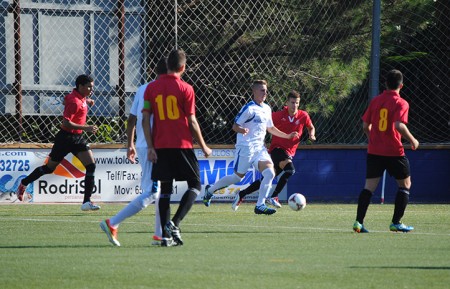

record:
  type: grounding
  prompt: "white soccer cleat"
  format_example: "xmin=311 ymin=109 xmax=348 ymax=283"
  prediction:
xmin=81 ymin=201 xmax=101 ymax=211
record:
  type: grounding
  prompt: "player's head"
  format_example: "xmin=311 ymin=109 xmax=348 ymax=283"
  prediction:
xmin=75 ymin=74 xmax=94 ymax=97
xmin=167 ymin=49 xmax=186 ymax=73
xmin=155 ymin=57 xmax=168 ymax=76
xmin=286 ymin=90 xmax=300 ymax=113
xmin=251 ymin=80 xmax=268 ymax=103
xmin=385 ymin=69 xmax=403 ymax=90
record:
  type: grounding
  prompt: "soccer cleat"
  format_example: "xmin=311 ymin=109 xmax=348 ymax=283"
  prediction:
xmin=100 ymin=219 xmax=120 ymax=246
xmin=161 ymin=237 xmax=179 ymax=247
xmin=202 ymin=185 xmax=214 ymax=207
xmin=165 ymin=221 xmax=183 ymax=245
xmin=151 ymin=235 xmax=162 ymax=246
xmin=254 ymin=204 xmax=276 ymax=215
xmin=81 ymin=201 xmax=101 ymax=211
xmin=389 ymin=223 xmax=414 ymax=233
xmin=267 ymin=197 xmax=282 ymax=208
xmin=231 ymin=191 xmax=243 ymax=211
xmin=353 ymin=221 xmax=369 ymax=233
xmin=16 ymin=183 xmax=26 ymax=202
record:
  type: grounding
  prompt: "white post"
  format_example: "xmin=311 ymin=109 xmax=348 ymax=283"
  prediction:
xmin=381 ymin=170 xmax=386 ymax=204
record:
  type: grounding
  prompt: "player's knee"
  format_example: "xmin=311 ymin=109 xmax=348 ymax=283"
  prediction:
xmin=160 ymin=181 xmax=172 ymax=197
xmin=261 ymin=168 xmax=275 ymax=180
xmin=85 ymin=163 xmax=96 ymax=176
xmin=398 ymin=187 xmax=410 ymax=195
xmin=283 ymin=162 xmax=295 ymax=178
xmin=40 ymin=165 xmax=54 ymax=174
xmin=231 ymin=173 xmax=244 ymax=184
xmin=187 ymin=179 xmax=201 ymax=195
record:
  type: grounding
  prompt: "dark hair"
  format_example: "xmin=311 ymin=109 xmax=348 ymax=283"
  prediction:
xmin=167 ymin=49 xmax=186 ymax=72
xmin=155 ymin=57 xmax=168 ymax=75
xmin=287 ymin=90 xmax=300 ymax=100
xmin=75 ymin=74 xmax=93 ymax=89
xmin=252 ymin=79 xmax=267 ymax=88
xmin=385 ymin=69 xmax=403 ymax=90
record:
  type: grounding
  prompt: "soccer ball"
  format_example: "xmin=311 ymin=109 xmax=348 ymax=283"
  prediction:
xmin=288 ymin=193 xmax=306 ymax=211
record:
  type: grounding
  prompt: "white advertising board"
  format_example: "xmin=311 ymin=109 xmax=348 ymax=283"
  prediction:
xmin=0 ymin=148 xmax=286 ymax=203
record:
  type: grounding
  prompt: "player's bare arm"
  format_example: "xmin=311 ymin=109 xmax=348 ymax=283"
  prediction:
xmin=188 ymin=115 xmax=212 ymax=158
xmin=86 ymin=98 xmax=95 ymax=107
xmin=62 ymin=118 xmax=98 ymax=134
xmin=395 ymin=121 xmax=419 ymax=150
xmin=126 ymin=113 xmax=137 ymax=163
xmin=307 ymin=123 xmax=316 ymax=141
xmin=267 ymin=126 xmax=298 ymax=139
xmin=362 ymin=122 xmax=371 ymax=138
xmin=142 ymin=110 xmax=157 ymax=163
xmin=232 ymin=123 xmax=249 ymax=136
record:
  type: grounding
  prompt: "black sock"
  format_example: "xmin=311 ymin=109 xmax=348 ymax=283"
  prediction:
xmin=392 ymin=188 xmax=410 ymax=224
xmin=21 ymin=165 xmax=52 ymax=186
xmin=239 ymin=180 xmax=261 ymax=198
xmin=271 ymin=173 xmax=290 ymax=198
xmin=356 ymin=189 xmax=372 ymax=224
xmin=172 ymin=190 xmax=197 ymax=226
xmin=82 ymin=176 xmax=94 ymax=203
xmin=159 ymin=194 xmax=171 ymax=238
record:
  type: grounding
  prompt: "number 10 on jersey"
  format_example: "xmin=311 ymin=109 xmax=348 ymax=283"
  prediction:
xmin=155 ymin=94 xmax=180 ymax=120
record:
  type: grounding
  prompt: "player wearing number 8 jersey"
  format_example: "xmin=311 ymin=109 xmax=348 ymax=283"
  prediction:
xmin=142 ymin=49 xmax=212 ymax=247
xmin=353 ymin=69 xmax=419 ymax=234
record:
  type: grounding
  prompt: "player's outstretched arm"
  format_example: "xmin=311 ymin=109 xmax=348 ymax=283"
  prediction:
xmin=395 ymin=121 xmax=419 ymax=150
xmin=62 ymin=118 xmax=97 ymax=134
xmin=267 ymin=126 xmax=298 ymax=139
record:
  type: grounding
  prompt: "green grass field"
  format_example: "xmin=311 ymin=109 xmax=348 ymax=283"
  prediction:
xmin=1 ymin=203 xmax=449 ymax=289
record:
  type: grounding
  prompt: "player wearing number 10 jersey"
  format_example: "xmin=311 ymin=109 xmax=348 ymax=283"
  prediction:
xmin=353 ymin=69 xmax=419 ymax=234
xmin=142 ymin=49 xmax=211 ymax=247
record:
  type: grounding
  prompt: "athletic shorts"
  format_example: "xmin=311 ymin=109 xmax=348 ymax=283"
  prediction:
xmin=234 ymin=145 xmax=272 ymax=175
xmin=270 ymin=147 xmax=292 ymax=175
xmin=49 ymin=130 xmax=90 ymax=162
xmin=136 ymin=147 xmax=155 ymax=195
xmin=366 ymin=153 xmax=410 ymax=180
xmin=151 ymin=148 xmax=200 ymax=183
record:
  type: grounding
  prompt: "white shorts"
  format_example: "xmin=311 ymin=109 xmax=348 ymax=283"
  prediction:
xmin=234 ymin=145 xmax=272 ymax=175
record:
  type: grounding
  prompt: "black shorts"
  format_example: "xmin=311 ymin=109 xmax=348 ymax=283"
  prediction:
xmin=49 ymin=130 xmax=91 ymax=162
xmin=152 ymin=148 xmax=200 ymax=182
xmin=366 ymin=154 xmax=410 ymax=180
xmin=270 ymin=148 xmax=292 ymax=175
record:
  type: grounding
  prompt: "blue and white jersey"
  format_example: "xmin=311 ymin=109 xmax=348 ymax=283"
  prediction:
xmin=234 ymin=100 xmax=273 ymax=150
xmin=130 ymin=81 xmax=154 ymax=148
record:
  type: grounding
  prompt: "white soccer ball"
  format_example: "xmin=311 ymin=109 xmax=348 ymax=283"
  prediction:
xmin=288 ymin=193 xmax=307 ymax=211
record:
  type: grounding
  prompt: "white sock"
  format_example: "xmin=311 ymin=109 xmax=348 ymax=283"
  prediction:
xmin=153 ymin=192 xmax=162 ymax=238
xmin=256 ymin=168 xmax=275 ymax=206
xmin=110 ymin=192 xmax=153 ymax=227
xmin=209 ymin=173 xmax=243 ymax=193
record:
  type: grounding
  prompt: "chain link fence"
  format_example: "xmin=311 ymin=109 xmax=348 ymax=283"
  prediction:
xmin=0 ymin=0 xmax=448 ymax=145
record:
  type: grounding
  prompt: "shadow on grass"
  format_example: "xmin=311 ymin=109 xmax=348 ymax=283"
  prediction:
xmin=350 ymin=266 xmax=450 ymax=270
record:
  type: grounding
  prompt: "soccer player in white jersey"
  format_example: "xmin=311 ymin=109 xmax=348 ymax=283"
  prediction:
xmin=202 ymin=80 xmax=299 ymax=215
xmin=99 ymin=58 xmax=167 ymax=246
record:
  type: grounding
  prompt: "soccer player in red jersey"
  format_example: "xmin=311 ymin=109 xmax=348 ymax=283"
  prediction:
xmin=142 ymin=49 xmax=212 ymax=247
xmin=16 ymin=75 xmax=100 ymax=211
xmin=353 ymin=69 xmax=419 ymax=233
xmin=232 ymin=90 xmax=315 ymax=210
